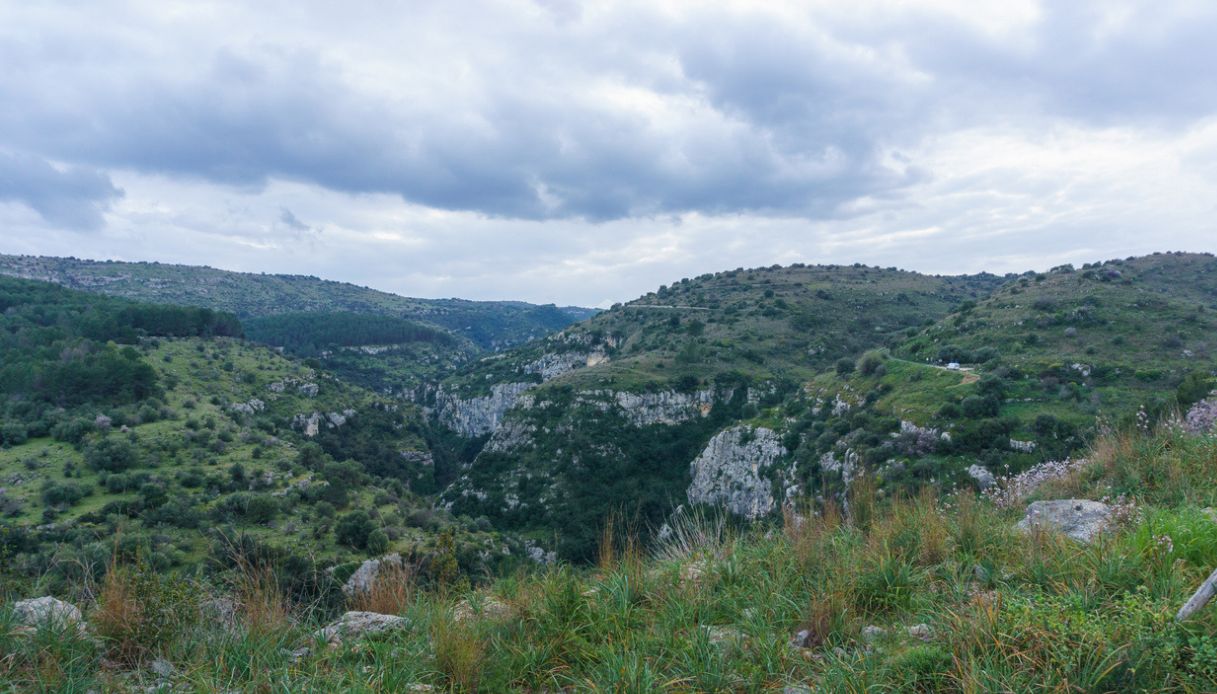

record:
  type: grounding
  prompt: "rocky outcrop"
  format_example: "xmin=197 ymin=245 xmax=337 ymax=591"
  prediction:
xmin=523 ymin=350 xmax=607 ymax=380
xmin=293 ymin=409 xmax=356 ymax=437
xmin=230 ymin=398 xmax=265 ymax=415
xmin=453 ymin=595 xmax=512 ymax=624
xmin=13 ymin=596 xmax=85 ymax=632
xmin=687 ymin=426 xmax=786 ymax=519
xmin=576 ymin=388 xmax=716 ymax=427
xmin=434 ymin=382 xmax=535 ymax=438
xmin=315 ymin=611 xmax=409 ymax=645
xmin=1009 ymin=438 xmax=1037 ymax=453
xmin=1017 ymin=499 xmax=1112 ymax=543
xmin=1185 ymin=395 xmax=1217 ymax=434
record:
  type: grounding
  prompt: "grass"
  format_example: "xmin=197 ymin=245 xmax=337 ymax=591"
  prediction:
xmin=4 ymin=425 xmax=1217 ymax=691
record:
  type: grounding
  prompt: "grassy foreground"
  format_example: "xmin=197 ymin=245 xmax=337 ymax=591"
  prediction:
xmin=4 ymin=425 xmax=1217 ymax=692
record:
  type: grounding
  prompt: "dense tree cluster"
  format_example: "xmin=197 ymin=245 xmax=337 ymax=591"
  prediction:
xmin=242 ymin=312 xmax=456 ymax=356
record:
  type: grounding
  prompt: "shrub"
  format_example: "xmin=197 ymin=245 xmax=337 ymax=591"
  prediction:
xmin=335 ymin=510 xmax=375 ymax=549
xmin=835 ymin=358 xmax=856 ymax=375
xmin=84 ymin=436 xmax=140 ymax=472
xmin=857 ymin=351 xmax=885 ymax=376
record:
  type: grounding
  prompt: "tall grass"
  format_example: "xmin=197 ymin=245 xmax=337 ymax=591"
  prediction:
xmin=3 ymin=427 xmax=1217 ymax=691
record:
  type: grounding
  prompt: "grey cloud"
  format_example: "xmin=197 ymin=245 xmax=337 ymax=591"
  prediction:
xmin=0 ymin=150 xmax=122 ymax=230
xmin=278 ymin=207 xmax=312 ymax=234
xmin=1 ymin=0 xmax=1216 ymax=246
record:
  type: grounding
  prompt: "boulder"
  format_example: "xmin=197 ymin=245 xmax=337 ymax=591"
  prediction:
xmin=343 ymin=553 xmax=403 ymax=596
xmin=315 ymin=611 xmax=408 ymax=645
xmin=967 ymin=465 xmax=996 ymax=491
xmin=13 ymin=596 xmax=85 ymax=632
xmin=907 ymin=624 xmax=933 ymax=642
xmin=1017 ymin=499 xmax=1112 ymax=543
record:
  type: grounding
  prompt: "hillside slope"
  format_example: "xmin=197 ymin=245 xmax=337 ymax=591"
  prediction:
xmin=431 ymin=253 xmax=1217 ymax=560
xmin=0 ymin=278 xmax=538 ymax=598
xmin=5 ymin=424 xmax=1217 ymax=692
xmin=432 ymin=263 xmax=1007 ymax=558
xmin=0 ymin=254 xmax=591 ymax=350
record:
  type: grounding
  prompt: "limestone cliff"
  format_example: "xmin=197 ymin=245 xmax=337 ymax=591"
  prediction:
xmin=686 ymin=425 xmax=787 ymax=519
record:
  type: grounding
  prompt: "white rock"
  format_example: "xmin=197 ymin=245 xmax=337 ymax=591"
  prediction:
xmin=13 ymin=596 xmax=84 ymax=632
xmin=687 ymin=426 xmax=786 ymax=519
xmin=315 ymin=611 xmax=408 ymax=645
xmin=967 ymin=465 xmax=997 ymax=491
xmin=343 ymin=554 xmax=403 ymax=597
xmin=1017 ymin=499 xmax=1112 ymax=543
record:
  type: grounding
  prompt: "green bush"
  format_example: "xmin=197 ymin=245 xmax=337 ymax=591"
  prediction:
xmin=335 ymin=510 xmax=375 ymax=549
xmin=84 ymin=436 xmax=140 ymax=472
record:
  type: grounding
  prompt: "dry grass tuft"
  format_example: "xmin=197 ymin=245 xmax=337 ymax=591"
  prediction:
xmin=432 ymin=612 xmax=485 ymax=691
xmin=233 ymin=561 xmax=289 ymax=635
xmin=349 ymin=560 xmax=416 ymax=615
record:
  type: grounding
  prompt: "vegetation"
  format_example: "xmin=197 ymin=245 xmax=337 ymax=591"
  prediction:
xmin=4 ymin=425 xmax=1217 ymax=691
xmin=0 ymin=254 xmax=594 ymax=349
xmin=0 ymin=279 xmax=537 ymax=601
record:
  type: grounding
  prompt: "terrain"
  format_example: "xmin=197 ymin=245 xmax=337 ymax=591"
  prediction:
xmin=4 ymin=424 xmax=1217 ymax=692
xmin=0 ymin=254 xmax=596 ymax=351
xmin=2 ymin=250 xmax=1217 ymax=691
xmin=0 ymin=277 xmax=539 ymax=603
xmin=433 ymin=253 xmax=1217 ymax=560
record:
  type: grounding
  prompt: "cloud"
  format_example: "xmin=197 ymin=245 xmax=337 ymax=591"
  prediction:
xmin=0 ymin=1 xmax=1215 ymax=303
xmin=0 ymin=150 xmax=123 ymax=230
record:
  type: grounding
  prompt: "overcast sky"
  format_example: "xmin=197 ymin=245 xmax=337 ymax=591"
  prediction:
xmin=1 ymin=1 xmax=1216 ymax=307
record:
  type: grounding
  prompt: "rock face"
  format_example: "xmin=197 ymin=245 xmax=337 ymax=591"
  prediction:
xmin=315 ymin=611 xmax=409 ymax=645
xmin=1017 ymin=499 xmax=1112 ymax=543
xmin=343 ymin=554 xmax=403 ymax=596
xmin=434 ymin=382 xmax=535 ymax=438
xmin=687 ymin=426 xmax=786 ymax=519
xmin=599 ymin=388 xmax=716 ymax=427
xmin=524 ymin=350 xmax=607 ymax=380
xmin=13 ymin=596 xmax=84 ymax=632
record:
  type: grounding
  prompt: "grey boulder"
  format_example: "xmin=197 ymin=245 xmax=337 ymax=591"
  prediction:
xmin=1017 ymin=499 xmax=1112 ymax=543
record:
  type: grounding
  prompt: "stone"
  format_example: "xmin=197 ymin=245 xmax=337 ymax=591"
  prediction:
xmin=861 ymin=625 xmax=886 ymax=642
xmin=315 ymin=611 xmax=408 ymax=645
xmin=680 ymin=559 xmax=709 ymax=588
xmin=150 ymin=658 xmax=175 ymax=678
xmin=433 ymin=382 xmax=536 ymax=438
xmin=967 ymin=465 xmax=996 ymax=491
xmin=453 ymin=595 xmax=512 ymax=624
xmin=702 ymin=624 xmax=744 ymax=647
xmin=1017 ymin=499 xmax=1112 ymax=543
xmin=686 ymin=425 xmax=787 ymax=519
xmin=13 ymin=596 xmax=85 ymax=632
xmin=343 ymin=554 xmax=403 ymax=596
xmin=907 ymin=624 xmax=933 ymax=642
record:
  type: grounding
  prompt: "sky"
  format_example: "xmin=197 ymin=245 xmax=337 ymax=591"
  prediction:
xmin=1 ymin=1 xmax=1216 ymax=308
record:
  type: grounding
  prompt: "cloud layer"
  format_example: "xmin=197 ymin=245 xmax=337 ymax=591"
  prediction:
xmin=1 ymin=0 xmax=1215 ymax=305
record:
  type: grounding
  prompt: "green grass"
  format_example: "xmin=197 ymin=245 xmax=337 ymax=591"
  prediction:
xmin=5 ymin=425 xmax=1217 ymax=691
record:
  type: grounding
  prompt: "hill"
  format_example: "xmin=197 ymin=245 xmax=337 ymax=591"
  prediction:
xmin=431 ymin=263 xmax=1007 ymax=559
xmin=430 ymin=253 xmax=1217 ymax=560
xmin=0 ymin=254 xmax=593 ymax=350
xmin=0 ymin=277 xmax=541 ymax=600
